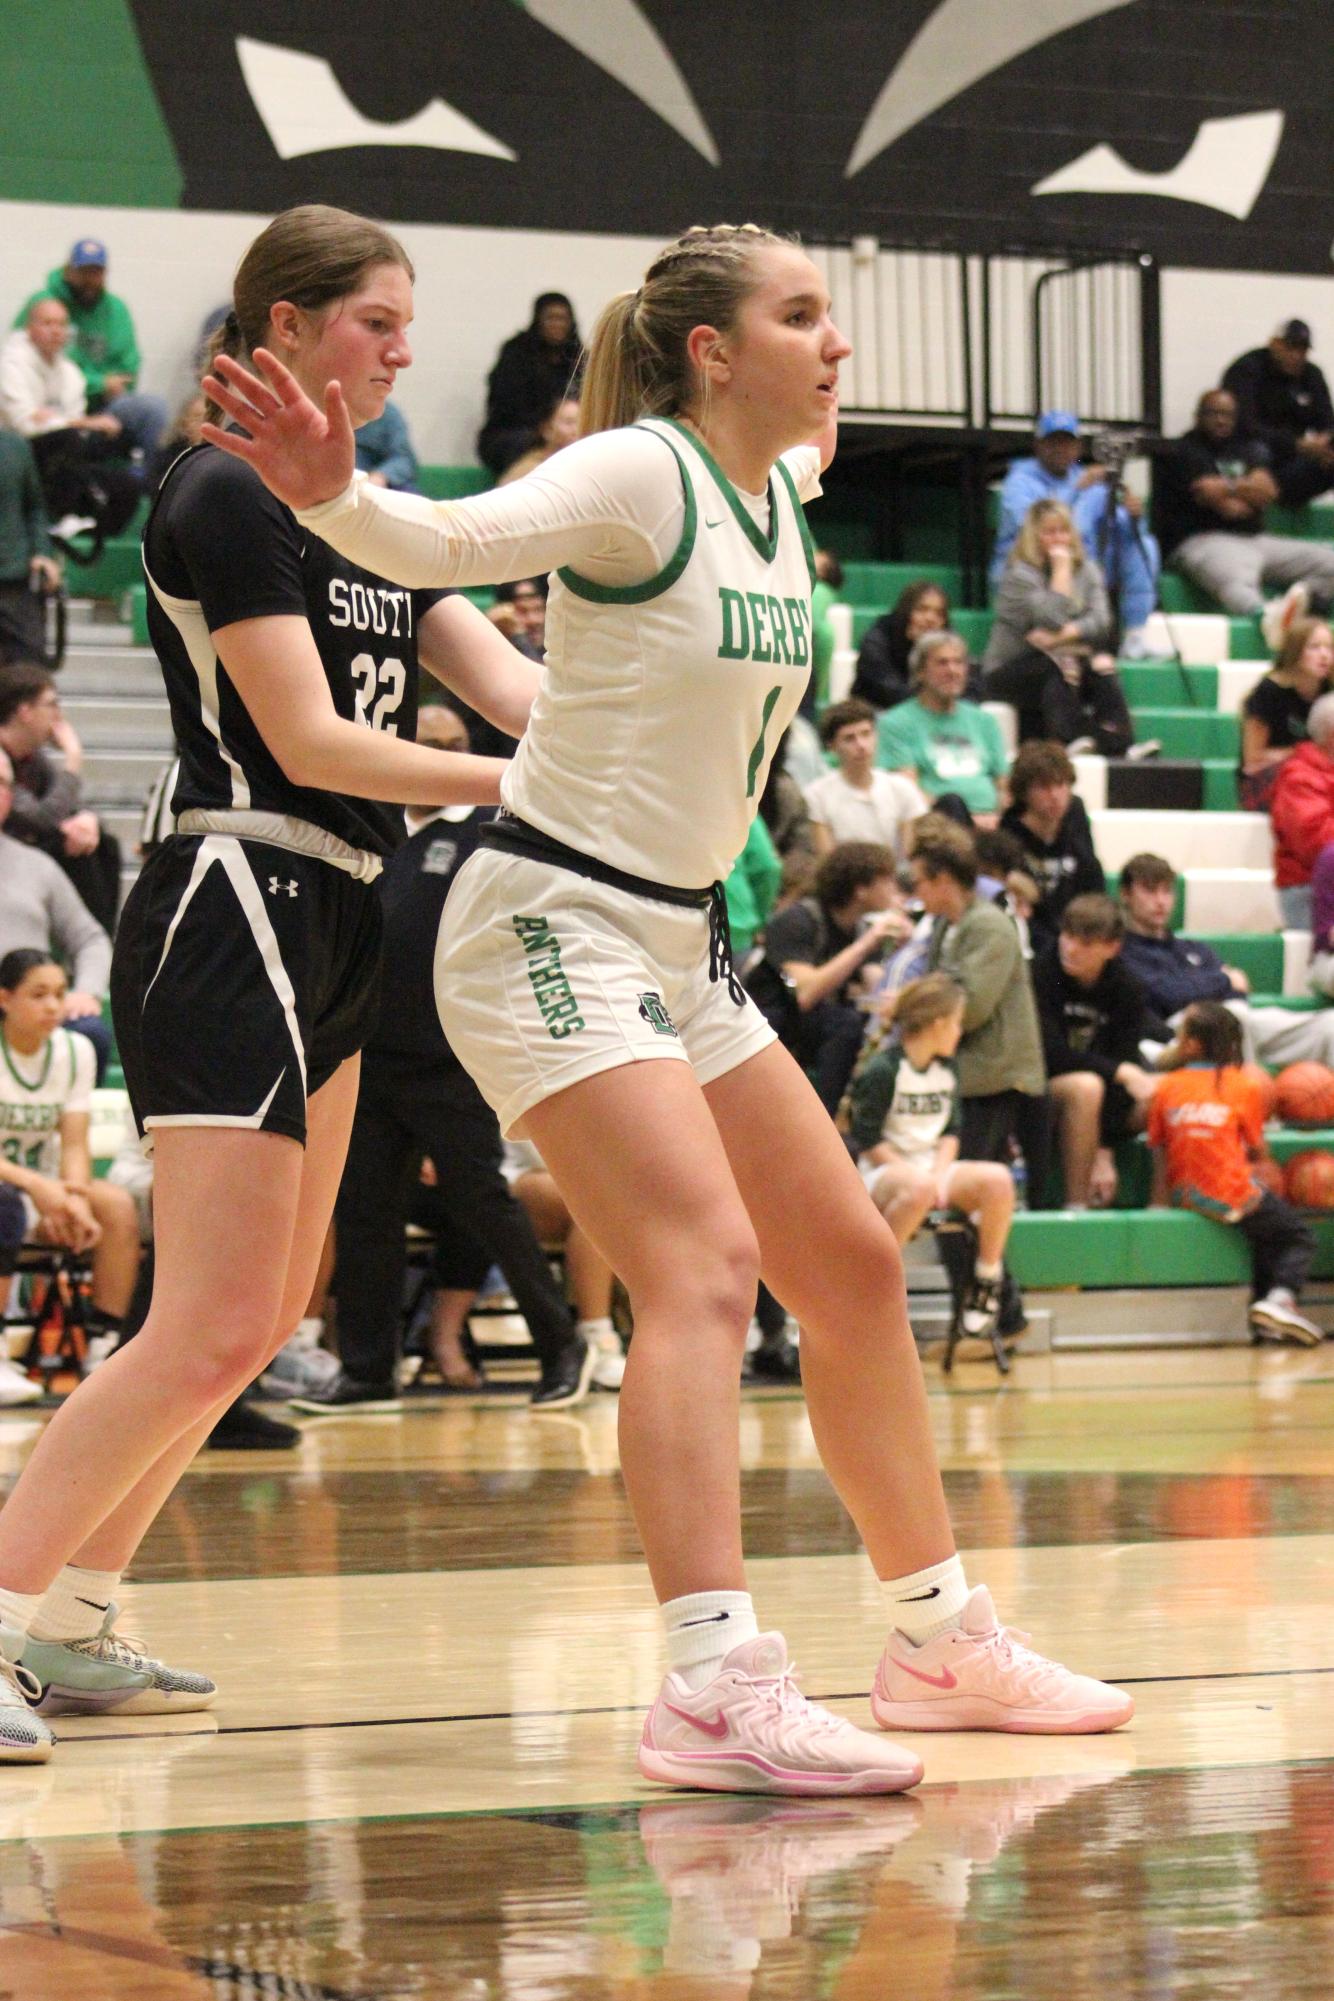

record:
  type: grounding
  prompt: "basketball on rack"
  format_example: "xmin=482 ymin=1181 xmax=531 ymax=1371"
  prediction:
xmin=1285 ymin=1150 xmax=1334 ymax=1209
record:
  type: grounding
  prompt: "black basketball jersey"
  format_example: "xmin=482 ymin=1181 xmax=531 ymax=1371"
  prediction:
xmin=142 ymin=443 xmax=447 ymax=855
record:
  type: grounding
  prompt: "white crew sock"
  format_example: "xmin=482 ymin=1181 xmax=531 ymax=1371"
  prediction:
xmin=0 ymin=1587 xmax=44 ymax=1650
xmin=29 ymin=1564 xmax=122 ymax=1643
xmin=663 ymin=1590 xmax=759 ymax=1689
xmin=881 ymin=1554 xmax=971 ymax=1644
xmin=974 ymin=1258 xmax=1003 ymax=1282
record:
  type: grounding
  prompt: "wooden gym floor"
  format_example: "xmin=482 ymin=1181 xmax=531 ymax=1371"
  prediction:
xmin=1 ymin=1342 xmax=1332 ymax=1998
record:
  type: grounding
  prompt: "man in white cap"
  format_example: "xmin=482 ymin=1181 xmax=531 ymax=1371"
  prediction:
xmin=14 ymin=238 xmax=165 ymax=460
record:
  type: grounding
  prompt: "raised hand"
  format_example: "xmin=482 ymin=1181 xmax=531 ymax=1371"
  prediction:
xmin=200 ymin=348 xmax=355 ymax=511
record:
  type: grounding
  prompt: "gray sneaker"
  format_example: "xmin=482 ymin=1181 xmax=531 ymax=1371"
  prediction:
xmin=21 ymin=1604 xmax=216 ymax=1717
xmin=0 ymin=1624 xmax=54 ymax=1761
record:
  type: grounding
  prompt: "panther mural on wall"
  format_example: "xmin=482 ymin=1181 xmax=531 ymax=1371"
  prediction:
xmin=113 ymin=0 xmax=1332 ymax=274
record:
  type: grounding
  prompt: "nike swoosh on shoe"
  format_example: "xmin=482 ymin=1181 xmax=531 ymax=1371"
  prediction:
xmin=662 ymin=1701 xmax=730 ymax=1739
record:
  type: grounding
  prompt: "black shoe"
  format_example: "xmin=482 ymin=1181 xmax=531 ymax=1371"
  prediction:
xmin=206 ymin=1399 xmax=299 ymax=1449
xmin=287 ymin=1371 xmax=402 ymax=1415
xmin=747 ymin=1336 xmax=801 ymax=1383
xmin=530 ymin=1338 xmax=595 ymax=1410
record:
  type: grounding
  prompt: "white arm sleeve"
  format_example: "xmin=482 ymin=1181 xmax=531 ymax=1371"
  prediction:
xmin=296 ymin=429 xmax=825 ymax=591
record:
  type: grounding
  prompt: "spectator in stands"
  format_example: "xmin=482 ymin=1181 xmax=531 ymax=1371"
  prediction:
xmin=749 ymin=841 xmax=907 ymax=1114
xmin=991 ymin=412 xmax=1163 ymax=655
xmin=306 ymin=705 xmax=593 ymax=1413
xmin=725 ymin=812 xmax=782 ymax=958
xmin=806 ymin=697 xmax=926 ymax=856
xmin=984 ymin=500 xmax=1135 ymax=757
xmin=1307 ymin=843 xmax=1334 ymax=1000
xmin=913 ymin=823 xmax=1051 ymax=1202
xmin=1118 ymin=849 xmax=1334 ymax=1070
xmin=0 ymin=662 xmax=121 ymax=933
xmin=806 ymin=547 xmax=844 ymax=716
xmin=1154 ymin=390 xmax=1334 ymax=636
xmin=1268 ymin=690 xmax=1334 ymax=928
xmin=849 ymin=971 xmax=1014 ymax=1343
xmin=0 ymin=947 xmax=141 ymax=1365
xmin=146 ymin=391 xmax=205 ymax=494
xmin=0 ymin=744 xmax=110 ymax=1078
xmin=497 ymin=394 xmax=580 ymax=486
xmin=355 ymin=398 xmax=420 ymax=492
xmin=756 ymin=727 xmax=817 ymax=899
xmin=1032 ymin=894 xmax=1159 ymax=1208
xmin=999 ymin=741 xmax=1105 ymax=949
xmin=477 ymin=293 xmax=583 ymax=477
xmin=852 ymin=579 xmax=949 ymax=712
xmin=879 ymin=629 xmax=1009 ymax=823
xmin=0 ymin=429 xmax=59 ymax=666
xmin=1238 ymin=616 xmax=1333 ymax=811
xmin=1222 ymin=320 xmax=1334 ymax=507
xmin=1149 ymin=1001 xmax=1323 ymax=1346
xmin=0 ymin=298 xmax=139 ymax=547
xmin=14 ymin=238 xmax=166 ymax=458
xmin=490 ymin=576 xmax=547 ymax=661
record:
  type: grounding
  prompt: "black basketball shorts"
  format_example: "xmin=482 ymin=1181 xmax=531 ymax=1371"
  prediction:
xmin=111 ymin=833 xmax=383 ymax=1146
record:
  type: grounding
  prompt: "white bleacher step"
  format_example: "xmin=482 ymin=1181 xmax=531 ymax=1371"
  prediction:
xmin=1182 ymin=868 xmax=1281 ymax=934
xmin=1142 ymin=612 xmax=1230 ymax=664
xmin=983 ymin=700 xmax=1017 ymax=757
xmin=82 ymin=748 xmax=172 ymax=802
xmin=58 ymin=650 xmax=163 ymax=698
xmin=64 ymin=602 xmax=136 ymax=648
xmin=100 ymin=806 xmax=145 ymax=848
xmin=1072 ymin=754 xmax=1106 ymax=812
xmin=1216 ymin=661 xmax=1269 ymax=715
xmin=1284 ymin=928 xmax=1312 ymax=997
xmin=59 ymin=695 xmax=174 ymax=752
xmin=829 ymin=645 xmax=855 ymax=703
xmin=1089 ymin=808 xmax=1272 ymax=875
xmin=828 ymin=601 xmax=853 ymax=652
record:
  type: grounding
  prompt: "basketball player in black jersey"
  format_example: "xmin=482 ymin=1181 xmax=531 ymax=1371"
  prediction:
xmin=0 ymin=207 xmax=538 ymax=1759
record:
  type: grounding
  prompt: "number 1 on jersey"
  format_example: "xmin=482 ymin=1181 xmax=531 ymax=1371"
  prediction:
xmin=745 ymin=685 xmax=783 ymax=799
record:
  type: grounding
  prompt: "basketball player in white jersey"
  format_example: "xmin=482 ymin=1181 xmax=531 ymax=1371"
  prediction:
xmin=204 ymin=223 xmax=1133 ymax=1796
xmin=0 ymin=208 xmax=533 ymax=1762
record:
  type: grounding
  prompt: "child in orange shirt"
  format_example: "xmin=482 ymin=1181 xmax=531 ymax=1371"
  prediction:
xmin=1149 ymin=1002 xmax=1321 ymax=1345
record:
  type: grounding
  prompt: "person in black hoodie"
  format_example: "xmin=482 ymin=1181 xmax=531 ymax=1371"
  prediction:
xmin=999 ymin=740 xmax=1105 ymax=950
xmin=1222 ymin=320 xmax=1334 ymax=507
xmin=851 ymin=579 xmax=948 ymax=712
xmin=1032 ymin=894 xmax=1162 ymax=1208
xmin=476 ymin=292 xmax=584 ymax=477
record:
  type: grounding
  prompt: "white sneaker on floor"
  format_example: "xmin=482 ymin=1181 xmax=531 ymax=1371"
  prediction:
xmin=590 ymin=1330 xmax=626 ymax=1391
xmin=1260 ymin=582 xmax=1308 ymax=652
xmin=0 ymin=1358 xmax=40 ymax=1407
xmin=1249 ymin=1293 xmax=1323 ymax=1347
xmin=639 ymin=1632 xmax=924 ymax=1796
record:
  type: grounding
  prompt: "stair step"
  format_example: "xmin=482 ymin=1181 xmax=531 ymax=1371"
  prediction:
xmin=59 ymin=695 xmax=174 ymax=751
xmin=58 ymin=651 xmax=163 ymax=697
xmin=82 ymin=748 xmax=172 ymax=801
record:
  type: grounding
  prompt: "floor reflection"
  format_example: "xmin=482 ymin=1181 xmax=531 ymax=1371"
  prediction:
xmin=3 ymin=1763 xmax=1332 ymax=1998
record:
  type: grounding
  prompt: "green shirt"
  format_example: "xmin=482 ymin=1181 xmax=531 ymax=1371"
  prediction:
xmin=724 ymin=814 xmax=782 ymax=957
xmin=877 ymin=697 xmax=1007 ymax=813
xmin=0 ymin=432 xmax=51 ymax=580
xmin=16 ymin=268 xmax=140 ymax=403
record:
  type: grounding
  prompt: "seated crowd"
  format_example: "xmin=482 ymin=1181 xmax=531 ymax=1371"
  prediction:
xmin=5 ymin=267 xmax=1334 ymax=1425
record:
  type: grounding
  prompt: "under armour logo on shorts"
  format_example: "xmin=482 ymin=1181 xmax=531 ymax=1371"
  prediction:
xmin=268 ymin=876 xmax=299 ymax=897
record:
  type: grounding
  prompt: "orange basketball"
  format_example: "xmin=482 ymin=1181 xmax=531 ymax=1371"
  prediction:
xmin=1252 ymin=1153 xmax=1286 ymax=1199
xmin=1239 ymin=1063 xmax=1277 ymax=1122
xmin=1285 ymin=1150 xmax=1334 ymax=1208
xmin=1272 ymin=1062 xmax=1334 ymax=1127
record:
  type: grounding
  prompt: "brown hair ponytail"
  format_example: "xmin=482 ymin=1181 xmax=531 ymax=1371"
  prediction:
xmin=202 ymin=204 xmax=414 ymax=423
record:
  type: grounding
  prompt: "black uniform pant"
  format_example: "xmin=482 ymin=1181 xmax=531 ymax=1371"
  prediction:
xmin=1237 ymin=1192 xmax=1315 ymax=1301
xmin=984 ymin=650 xmax=1133 ymax=757
xmin=960 ymin=1088 xmax=1055 ymax=1212
xmin=333 ymin=1049 xmax=575 ymax=1383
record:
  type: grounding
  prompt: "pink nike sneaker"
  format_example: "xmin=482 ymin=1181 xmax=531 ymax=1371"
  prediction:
xmin=639 ymin=1633 xmax=924 ymax=1796
xmin=870 ymin=1587 xmax=1134 ymax=1735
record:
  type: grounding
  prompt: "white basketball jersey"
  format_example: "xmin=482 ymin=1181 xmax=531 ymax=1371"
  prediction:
xmin=501 ymin=419 xmax=819 ymax=888
xmin=0 ymin=1028 xmax=94 ymax=1180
